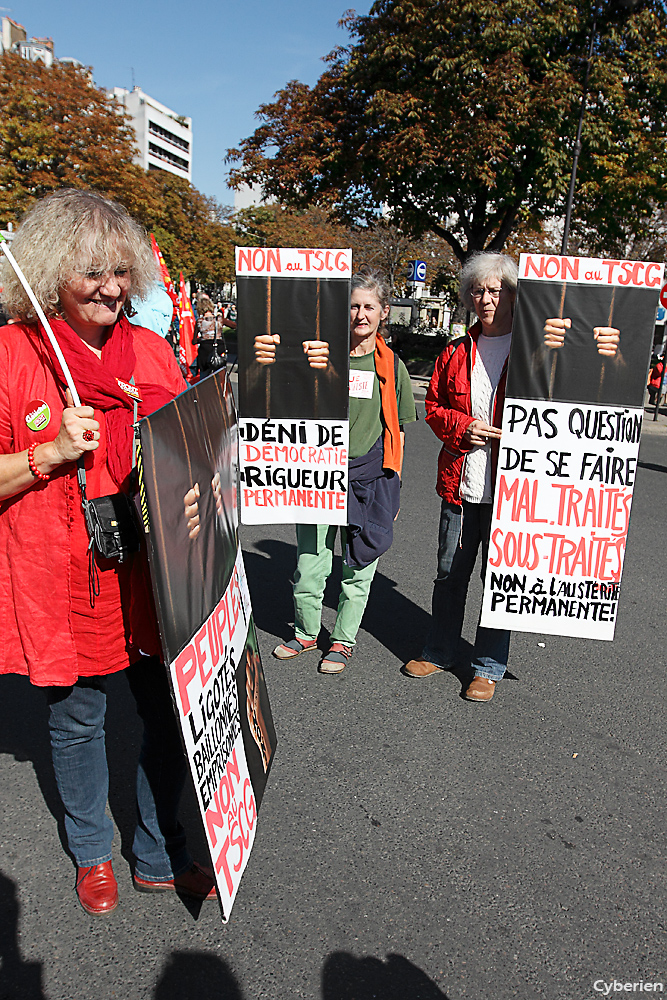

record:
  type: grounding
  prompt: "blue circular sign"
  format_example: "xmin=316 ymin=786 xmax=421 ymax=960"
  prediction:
xmin=407 ymin=260 xmax=427 ymax=283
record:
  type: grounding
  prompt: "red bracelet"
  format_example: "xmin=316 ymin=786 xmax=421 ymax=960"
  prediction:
xmin=27 ymin=442 xmax=50 ymax=481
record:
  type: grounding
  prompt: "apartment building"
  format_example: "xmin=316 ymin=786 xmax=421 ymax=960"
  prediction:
xmin=109 ymin=87 xmax=192 ymax=183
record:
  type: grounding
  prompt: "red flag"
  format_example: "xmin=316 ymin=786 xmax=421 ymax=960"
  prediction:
xmin=150 ymin=233 xmax=178 ymax=305
xmin=178 ymin=272 xmax=197 ymax=378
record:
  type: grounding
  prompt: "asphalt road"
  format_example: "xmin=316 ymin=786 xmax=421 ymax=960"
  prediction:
xmin=1 ymin=392 xmax=666 ymax=1000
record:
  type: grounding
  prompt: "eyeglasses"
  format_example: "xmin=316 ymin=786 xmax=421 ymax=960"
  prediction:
xmin=471 ymin=286 xmax=503 ymax=300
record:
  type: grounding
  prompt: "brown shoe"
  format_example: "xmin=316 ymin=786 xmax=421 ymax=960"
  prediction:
xmin=464 ymin=677 xmax=496 ymax=701
xmin=403 ymin=658 xmax=443 ymax=678
xmin=76 ymin=861 xmax=118 ymax=915
xmin=133 ymin=861 xmax=217 ymax=900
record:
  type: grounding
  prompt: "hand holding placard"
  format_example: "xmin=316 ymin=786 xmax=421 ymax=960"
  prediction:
xmin=464 ymin=418 xmax=502 ymax=447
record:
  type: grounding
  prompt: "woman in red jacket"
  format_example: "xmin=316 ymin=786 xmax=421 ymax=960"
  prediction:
xmin=404 ymin=252 xmax=517 ymax=702
xmin=0 ymin=189 xmax=215 ymax=914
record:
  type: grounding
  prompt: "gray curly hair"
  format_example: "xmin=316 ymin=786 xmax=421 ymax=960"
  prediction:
xmin=459 ymin=252 xmax=518 ymax=311
xmin=0 ymin=189 xmax=157 ymax=321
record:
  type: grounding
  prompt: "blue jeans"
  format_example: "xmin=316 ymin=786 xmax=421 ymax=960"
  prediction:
xmin=422 ymin=500 xmax=510 ymax=681
xmin=46 ymin=656 xmax=190 ymax=879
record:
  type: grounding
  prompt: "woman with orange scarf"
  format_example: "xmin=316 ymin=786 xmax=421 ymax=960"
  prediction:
xmin=272 ymin=270 xmax=416 ymax=673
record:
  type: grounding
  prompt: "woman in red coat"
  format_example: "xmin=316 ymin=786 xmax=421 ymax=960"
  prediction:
xmin=404 ymin=252 xmax=517 ymax=702
xmin=0 ymin=189 xmax=215 ymax=914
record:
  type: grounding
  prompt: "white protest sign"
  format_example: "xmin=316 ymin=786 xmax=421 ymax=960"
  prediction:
xmin=239 ymin=417 xmax=349 ymax=524
xmin=169 ymin=547 xmax=257 ymax=917
xmin=480 ymin=399 xmax=641 ymax=639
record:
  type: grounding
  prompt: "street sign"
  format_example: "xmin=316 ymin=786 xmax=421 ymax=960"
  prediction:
xmin=660 ymin=283 xmax=667 ymax=311
xmin=407 ymin=260 xmax=426 ymax=284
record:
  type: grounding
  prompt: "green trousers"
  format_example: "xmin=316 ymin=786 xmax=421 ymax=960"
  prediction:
xmin=293 ymin=523 xmax=379 ymax=646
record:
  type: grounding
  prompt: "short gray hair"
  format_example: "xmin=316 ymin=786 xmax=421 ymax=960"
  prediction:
xmin=459 ymin=252 xmax=518 ymax=310
xmin=0 ymin=189 xmax=157 ymax=321
xmin=350 ymin=268 xmax=391 ymax=312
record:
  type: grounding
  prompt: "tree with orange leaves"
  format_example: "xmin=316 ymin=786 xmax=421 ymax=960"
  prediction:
xmin=0 ymin=52 xmax=235 ymax=285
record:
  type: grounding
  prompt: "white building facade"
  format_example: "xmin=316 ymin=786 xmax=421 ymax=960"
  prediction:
xmin=109 ymin=87 xmax=192 ymax=183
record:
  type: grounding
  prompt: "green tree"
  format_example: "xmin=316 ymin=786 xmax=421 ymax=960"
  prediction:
xmin=228 ymin=0 xmax=667 ymax=262
xmin=147 ymin=173 xmax=236 ymax=284
xmin=234 ymin=203 xmax=350 ymax=250
xmin=232 ymin=204 xmax=459 ymax=293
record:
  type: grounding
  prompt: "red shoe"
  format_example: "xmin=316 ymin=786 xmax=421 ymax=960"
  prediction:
xmin=319 ymin=642 xmax=353 ymax=674
xmin=133 ymin=861 xmax=217 ymax=900
xmin=272 ymin=637 xmax=318 ymax=660
xmin=76 ymin=861 xmax=118 ymax=915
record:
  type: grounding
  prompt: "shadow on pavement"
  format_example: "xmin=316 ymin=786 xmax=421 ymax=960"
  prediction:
xmin=0 ymin=672 xmax=205 ymax=898
xmin=637 ymin=460 xmax=667 ymax=474
xmin=243 ymin=539 xmax=432 ymax=663
xmin=0 ymin=672 xmax=145 ymax=870
xmin=153 ymin=951 xmax=245 ymax=999
xmin=0 ymin=870 xmax=46 ymax=1000
xmin=321 ymin=952 xmax=450 ymax=999
xmin=0 ymin=675 xmax=68 ymax=856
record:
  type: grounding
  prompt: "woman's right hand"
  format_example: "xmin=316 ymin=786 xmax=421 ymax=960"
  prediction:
xmin=254 ymin=334 xmax=280 ymax=365
xmin=50 ymin=390 xmax=100 ymax=463
xmin=544 ymin=317 xmax=571 ymax=349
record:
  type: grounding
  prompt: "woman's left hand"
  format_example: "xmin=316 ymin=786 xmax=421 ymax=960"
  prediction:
xmin=302 ymin=340 xmax=329 ymax=369
xmin=464 ymin=418 xmax=501 ymax=447
xmin=184 ymin=483 xmax=200 ymax=539
xmin=593 ymin=326 xmax=620 ymax=357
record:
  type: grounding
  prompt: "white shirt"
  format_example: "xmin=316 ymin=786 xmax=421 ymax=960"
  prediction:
xmin=461 ymin=332 xmax=511 ymax=503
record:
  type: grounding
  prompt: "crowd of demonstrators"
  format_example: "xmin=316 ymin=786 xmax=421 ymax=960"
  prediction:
xmin=0 ymin=189 xmax=217 ymax=916
xmin=190 ymin=295 xmax=237 ymax=380
xmin=192 ymin=295 xmax=225 ymax=379
xmin=272 ymin=270 xmax=417 ymax=674
xmin=404 ymin=253 xmax=518 ymax=703
xmin=0 ymin=178 xmax=522 ymax=924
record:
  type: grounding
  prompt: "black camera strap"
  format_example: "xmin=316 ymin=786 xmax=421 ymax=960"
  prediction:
xmin=77 ymin=385 xmax=140 ymax=605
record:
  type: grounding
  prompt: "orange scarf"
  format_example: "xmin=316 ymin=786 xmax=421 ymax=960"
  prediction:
xmin=374 ymin=334 xmax=403 ymax=474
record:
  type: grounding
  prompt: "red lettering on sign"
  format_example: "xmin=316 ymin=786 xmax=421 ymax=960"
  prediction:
xmin=174 ymin=645 xmax=197 ymax=716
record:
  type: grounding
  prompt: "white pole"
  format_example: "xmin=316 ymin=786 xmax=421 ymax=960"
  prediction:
xmin=0 ymin=237 xmax=82 ymax=406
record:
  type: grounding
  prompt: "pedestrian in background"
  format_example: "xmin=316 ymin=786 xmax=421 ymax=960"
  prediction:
xmin=647 ymin=355 xmax=665 ymax=406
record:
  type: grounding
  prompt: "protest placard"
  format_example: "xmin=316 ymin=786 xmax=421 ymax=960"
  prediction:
xmin=480 ymin=253 xmax=663 ymax=640
xmin=236 ymin=247 xmax=351 ymax=524
xmin=138 ymin=370 xmax=276 ymax=920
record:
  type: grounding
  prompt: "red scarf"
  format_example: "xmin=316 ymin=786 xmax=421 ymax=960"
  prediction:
xmin=41 ymin=313 xmax=173 ymax=488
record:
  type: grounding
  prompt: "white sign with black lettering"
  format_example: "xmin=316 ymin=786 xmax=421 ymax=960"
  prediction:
xmin=239 ymin=417 xmax=349 ymax=524
xmin=480 ymin=398 xmax=642 ymax=640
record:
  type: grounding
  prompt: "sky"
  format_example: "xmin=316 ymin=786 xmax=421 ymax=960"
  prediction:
xmin=5 ymin=0 xmax=374 ymax=206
